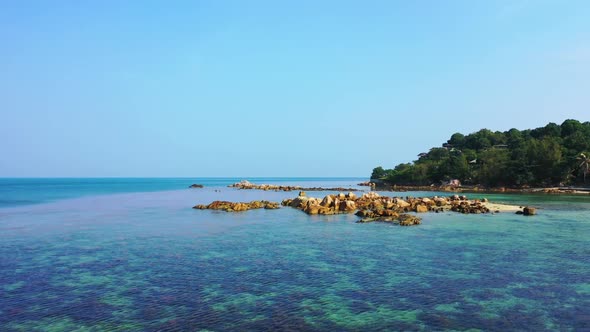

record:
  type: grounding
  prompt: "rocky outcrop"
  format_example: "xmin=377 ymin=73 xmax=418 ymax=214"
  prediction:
xmin=281 ymin=192 xmax=358 ymax=215
xmin=282 ymin=191 xmax=506 ymax=222
xmin=228 ymin=180 xmax=360 ymax=192
xmin=193 ymin=200 xmax=280 ymax=212
xmin=194 ymin=191 xmax=515 ymax=227
xmin=189 ymin=184 xmax=204 ymax=188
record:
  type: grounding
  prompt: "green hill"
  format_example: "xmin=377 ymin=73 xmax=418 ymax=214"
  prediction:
xmin=371 ymin=119 xmax=590 ymax=187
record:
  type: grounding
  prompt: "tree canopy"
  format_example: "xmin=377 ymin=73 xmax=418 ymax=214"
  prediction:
xmin=371 ymin=119 xmax=590 ymax=187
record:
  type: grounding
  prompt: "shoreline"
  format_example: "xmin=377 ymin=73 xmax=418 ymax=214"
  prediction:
xmin=370 ymin=184 xmax=590 ymax=195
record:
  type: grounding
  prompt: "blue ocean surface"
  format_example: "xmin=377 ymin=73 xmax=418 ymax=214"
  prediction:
xmin=0 ymin=178 xmax=589 ymax=331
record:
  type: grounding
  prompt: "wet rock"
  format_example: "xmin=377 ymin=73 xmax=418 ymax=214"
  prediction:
xmin=523 ymin=207 xmax=537 ymax=216
xmin=356 ymin=213 xmax=421 ymax=226
xmin=398 ymin=214 xmax=422 ymax=226
xmin=264 ymin=202 xmax=280 ymax=209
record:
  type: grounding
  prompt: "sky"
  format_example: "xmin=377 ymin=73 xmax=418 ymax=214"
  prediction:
xmin=1 ymin=0 xmax=589 ymax=177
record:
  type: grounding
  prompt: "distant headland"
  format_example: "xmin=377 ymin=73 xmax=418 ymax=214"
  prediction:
xmin=369 ymin=119 xmax=590 ymax=193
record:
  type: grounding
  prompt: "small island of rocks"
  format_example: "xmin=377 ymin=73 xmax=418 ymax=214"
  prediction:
xmin=193 ymin=190 xmax=534 ymax=226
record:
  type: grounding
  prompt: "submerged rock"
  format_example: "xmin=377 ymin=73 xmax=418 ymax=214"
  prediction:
xmin=357 ymin=213 xmax=421 ymax=226
xmin=189 ymin=184 xmax=204 ymax=188
xmin=398 ymin=214 xmax=422 ymax=226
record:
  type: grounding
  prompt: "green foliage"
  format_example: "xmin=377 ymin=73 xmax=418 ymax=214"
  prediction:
xmin=373 ymin=119 xmax=590 ymax=187
xmin=370 ymin=166 xmax=386 ymax=180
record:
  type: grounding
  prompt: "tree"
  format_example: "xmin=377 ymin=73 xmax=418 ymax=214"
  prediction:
xmin=448 ymin=133 xmax=466 ymax=148
xmin=577 ymin=153 xmax=590 ymax=183
xmin=561 ymin=119 xmax=583 ymax=137
xmin=371 ymin=166 xmax=387 ymax=180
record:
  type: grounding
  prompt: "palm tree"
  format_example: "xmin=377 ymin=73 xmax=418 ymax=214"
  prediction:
xmin=577 ymin=153 xmax=590 ymax=183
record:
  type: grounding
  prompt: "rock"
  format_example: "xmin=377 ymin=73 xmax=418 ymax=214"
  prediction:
xmin=299 ymin=191 xmax=306 ymax=197
xmin=395 ymin=198 xmax=410 ymax=208
xmin=249 ymin=201 xmax=264 ymax=209
xmin=355 ymin=210 xmax=374 ymax=218
xmin=516 ymin=211 xmax=524 ymax=215
xmin=362 ymin=192 xmax=380 ymax=199
xmin=415 ymin=204 xmax=428 ymax=213
xmin=290 ymin=196 xmax=309 ymax=208
xmin=347 ymin=192 xmax=357 ymax=200
xmin=380 ymin=209 xmax=398 ymax=217
xmin=318 ymin=206 xmax=335 ymax=215
xmin=264 ymin=202 xmax=280 ymax=209
xmin=193 ymin=200 xmax=280 ymax=212
xmin=398 ymin=214 xmax=422 ymax=226
xmin=189 ymin=184 xmax=204 ymax=188
xmin=333 ymin=198 xmax=340 ymax=209
xmin=304 ymin=205 xmax=320 ymax=215
xmin=337 ymin=193 xmax=346 ymax=200
xmin=523 ymin=207 xmax=537 ymax=216
xmin=340 ymin=200 xmax=357 ymax=212
xmin=320 ymin=195 xmax=334 ymax=207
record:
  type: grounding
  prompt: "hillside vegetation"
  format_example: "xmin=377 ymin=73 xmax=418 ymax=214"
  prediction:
xmin=371 ymin=119 xmax=590 ymax=187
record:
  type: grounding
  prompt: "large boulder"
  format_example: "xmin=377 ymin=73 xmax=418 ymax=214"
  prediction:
xmin=395 ymin=198 xmax=410 ymax=209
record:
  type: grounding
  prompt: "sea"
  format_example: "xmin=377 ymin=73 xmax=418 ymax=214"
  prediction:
xmin=0 ymin=178 xmax=588 ymax=331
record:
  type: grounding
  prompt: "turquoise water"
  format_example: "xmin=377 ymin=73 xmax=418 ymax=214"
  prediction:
xmin=0 ymin=179 xmax=589 ymax=331
xmin=0 ymin=178 xmax=361 ymax=208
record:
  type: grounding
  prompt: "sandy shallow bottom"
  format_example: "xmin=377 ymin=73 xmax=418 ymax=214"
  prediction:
xmin=484 ymin=202 xmax=523 ymax=212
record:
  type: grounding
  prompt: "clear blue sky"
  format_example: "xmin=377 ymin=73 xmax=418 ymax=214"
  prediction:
xmin=1 ymin=1 xmax=589 ymax=177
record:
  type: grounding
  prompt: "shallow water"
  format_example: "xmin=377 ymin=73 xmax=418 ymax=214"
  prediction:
xmin=0 ymin=179 xmax=589 ymax=331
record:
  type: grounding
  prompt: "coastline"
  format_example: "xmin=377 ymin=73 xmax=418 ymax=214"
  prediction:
xmin=370 ymin=184 xmax=590 ymax=195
